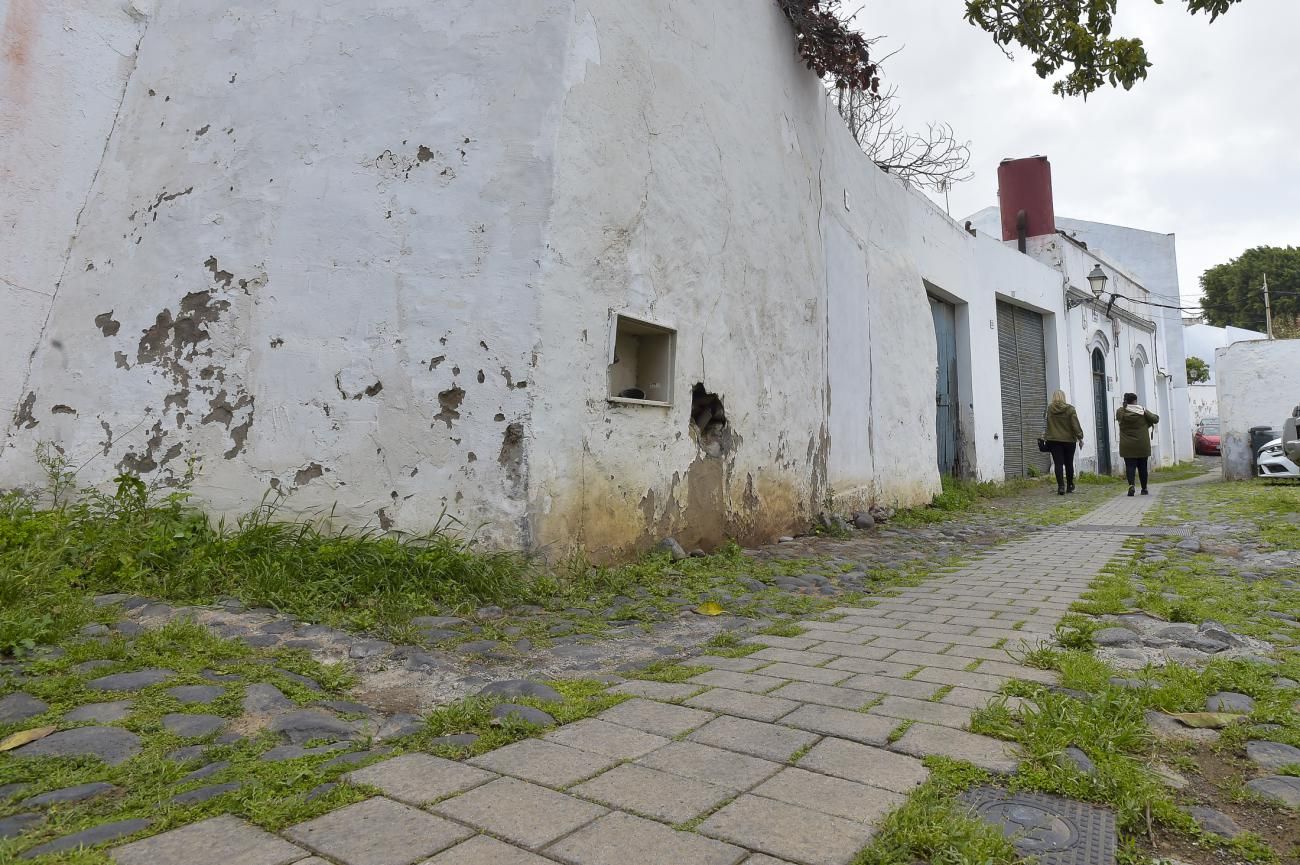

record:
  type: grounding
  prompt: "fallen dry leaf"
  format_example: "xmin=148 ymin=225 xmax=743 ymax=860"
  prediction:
xmin=695 ymin=601 xmax=726 ymax=616
xmin=1165 ymin=712 xmax=1241 ymax=729
xmin=0 ymin=726 xmax=56 ymax=751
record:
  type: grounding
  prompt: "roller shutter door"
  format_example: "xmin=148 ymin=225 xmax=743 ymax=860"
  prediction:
xmin=996 ymin=301 xmax=1051 ymax=479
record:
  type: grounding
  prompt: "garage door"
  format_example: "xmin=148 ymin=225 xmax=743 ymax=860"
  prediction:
xmin=996 ymin=300 xmax=1051 ymax=479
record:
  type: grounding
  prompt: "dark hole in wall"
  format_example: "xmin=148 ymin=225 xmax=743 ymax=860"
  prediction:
xmin=690 ymin=383 xmax=730 ymax=457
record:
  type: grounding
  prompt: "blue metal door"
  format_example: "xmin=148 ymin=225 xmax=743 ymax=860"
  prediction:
xmin=930 ymin=296 xmax=959 ymax=475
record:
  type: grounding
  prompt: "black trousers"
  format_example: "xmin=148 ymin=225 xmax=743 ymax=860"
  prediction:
xmin=1124 ymin=457 xmax=1149 ymax=489
xmin=1046 ymin=441 xmax=1076 ymax=485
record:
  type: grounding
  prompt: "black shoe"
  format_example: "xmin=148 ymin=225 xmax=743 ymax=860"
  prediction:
xmin=1127 ymin=486 xmax=1135 ymax=497
xmin=1057 ymin=484 xmax=1066 ymax=495
xmin=1141 ymin=488 xmax=1149 ymax=495
xmin=1066 ymin=482 xmax=1075 ymax=494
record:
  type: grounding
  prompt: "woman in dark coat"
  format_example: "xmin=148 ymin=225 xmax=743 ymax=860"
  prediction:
xmin=1115 ymin=392 xmax=1159 ymax=496
xmin=1044 ymin=389 xmax=1084 ymax=495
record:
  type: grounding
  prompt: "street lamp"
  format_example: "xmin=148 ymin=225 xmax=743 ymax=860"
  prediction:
xmin=1087 ymin=264 xmax=1108 ymax=300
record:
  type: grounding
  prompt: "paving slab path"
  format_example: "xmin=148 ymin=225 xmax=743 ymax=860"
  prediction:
xmin=109 ymin=484 xmax=1175 ymax=865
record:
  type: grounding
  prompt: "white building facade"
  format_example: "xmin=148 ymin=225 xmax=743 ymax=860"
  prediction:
xmin=2 ymin=1 xmax=1176 ymax=558
xmin=967 ymin=161 xmax=1193 ymax=472
xmin=1183 ymin=322 xmax=1268 ymax=425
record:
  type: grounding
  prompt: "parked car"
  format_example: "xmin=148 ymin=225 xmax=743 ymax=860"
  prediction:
xmin=1257 ymin=406 xmax=1300 ymax=480
xmin=1193 ymin=418 xmax=1221 ymax=455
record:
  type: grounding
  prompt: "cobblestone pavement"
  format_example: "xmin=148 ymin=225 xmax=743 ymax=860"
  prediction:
xmin=109 ymin=486 xmax=1167 ymax=865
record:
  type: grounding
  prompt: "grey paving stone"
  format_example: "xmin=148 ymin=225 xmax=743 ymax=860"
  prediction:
xmin=243 ymin=683 xmax=295 ymax=715
xmin=12 ymin=726 xmax=142 ymax=765
xmin=976 ymin=660 xmax=1058 ymax=683
xmin=182 ymin=760 xmax=231 ymax=782
xmin=24 ymin=818 xmax=152 ymax=859
xmin=685 ymin=688 xmax=800 ymax=722
xmin=87 ymin=669 xmax=174 ymax=692
xmin=434 ymin=777 xmax=606 ymax=849
xmin=573 ymin=763 xmax=733 ymax=823
xmin=838 ymin=674 xmax=940 ymax=700
xmin=740 ymin=856 xmax=798 ymax=865
xmin=21 ymin=782 xmax=116 ymax=808
xmin=1246 ymin=740 xmax=1300 ymax=770
xmin=752 ymin=766 xmax=905 ymax=823
xmin=1206 ymin=691 xmax=1255 ymax=713
xmin=468 ymin=738 xmax=619 ymax=788
xmin=878 ymin=650 xmax=977 ymax=671
xmin=167 ymin=685 xmax=226 ymax=705
xmin=766 ymin=682 xmax=874 ymax=711
xmin=699 ymin=794 xmax=873 ymax=865
xmin=286 ymin=797 xmax=472 ymax=865
xmin=637 ymin=741 xmax=782 ymax=790
xmin=0 ymin=812 xmax=41 ymax=839
xmin=688 ymin=715 xmax=819 ymax=762
xmin=824 ymin=657 xmax=917 ymax=678
xmin=688 ymin=670 xmax=789 ymax=694
xmin=1187 ymin=805 xmax=1241 ymax=838
xmin=269 ymin=710 xmax=357 ymax=744
xmin=797 ymin=738 xmax=928 ymax=795
xmin=171 ymin=781 xmax=244 ymax=805
xmin=754 ymin=662 xmax=852 ymax=686
xmin=1246 ymin=775 xmax=1300 ymax=807
xmin=163 ymin=713 xmax=227 ymax=738
xmin=869 ymin=695 xmax=973 ymax=728
xmin=742 ymin=635 xmax=823 ymax=651
xmin=547 ymin=810 xmax=745 ymax=865
xmin=491 ymin=704 xmax=556 ymax=726
xmin=0 ymin=693 xmax=48 ymax=723
xmin=66 ymin=699 xmax=135 ymax=723
xmin=800 ymin=629 xmax=872 ymax=646
xmin=479 ymin=680 xmax=564 ymax=704
xmin=597 ymin=699 xmax=714 ymax=737
xmin=812 ymin=642 xmax=895 ymax=660
xmin=345 ymin=753 xmax=495 ymax=805
xmin=695 ymin=655 xmax=768 ymax=672
xmin=890 ymin=722 xmax=1020 ymax=774
xmin=543 ymin=718 xmax=670 ymax=760
xmin=608 ymin=680 xmax=701 ymax=701
xmin=424 ymin=835 xmax=555 ymax=864
xmin=912 ymin=667 xmax=1008 ymax=693
xmin=748 ymin=648 xmax=838 ymax=666
xmin=778 ymin=704 xmax=897 ymax=746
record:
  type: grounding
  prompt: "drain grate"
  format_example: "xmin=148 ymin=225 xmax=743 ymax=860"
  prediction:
xmin=960 ymin=787 xmax=1117 ymax=865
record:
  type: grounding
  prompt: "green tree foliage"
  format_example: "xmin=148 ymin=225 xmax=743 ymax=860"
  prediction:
xmin=1200 ymin=246 xmax=1300 ymax=336
xmin=963 ymin=0 xmax=1244 ymax=96
xmin=1185 ymin=356 xmax=1210 ymax=384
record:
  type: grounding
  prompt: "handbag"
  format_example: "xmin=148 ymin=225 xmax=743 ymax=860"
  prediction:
xmin=1037 ymin=438 xmax=1050 ymax=453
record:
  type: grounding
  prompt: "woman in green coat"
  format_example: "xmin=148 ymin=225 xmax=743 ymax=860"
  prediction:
xmin=1044 ymin=390 xmax=1084 ymax=495
xmin=1115 ymin=392 xmax=1159 ymax=496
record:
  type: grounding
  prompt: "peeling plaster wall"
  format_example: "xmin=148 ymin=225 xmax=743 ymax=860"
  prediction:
xmin=1216 ymin=339 xmax=1300 ymax=480
xmin=5 ymin=0 xmax=1088 ymax=557
xmin=0 ymin=0 xmax=151 ymax=420
xmin=526 ymin=0 xmax=1067 ymax=559
xmin=3 ymin=0 xmax=572 ymax=545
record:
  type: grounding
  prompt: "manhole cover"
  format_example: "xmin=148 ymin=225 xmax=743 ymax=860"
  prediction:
xmin=960 ymin=787 xmax=1116 ymax=865
xmin=1057 ymin=525 xmax=1190 ymax=537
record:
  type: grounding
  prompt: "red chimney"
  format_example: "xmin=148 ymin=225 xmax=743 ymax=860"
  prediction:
xmin=997 ymin=156 xmax=1056 ymax=249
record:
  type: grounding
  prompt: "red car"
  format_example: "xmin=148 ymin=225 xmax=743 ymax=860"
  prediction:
xmin=1194 ymin=419 xmax=1221 ymax=455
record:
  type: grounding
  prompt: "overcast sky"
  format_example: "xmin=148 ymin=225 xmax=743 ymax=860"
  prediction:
xmin=858 ymin=0 xmax=1300 ymax=307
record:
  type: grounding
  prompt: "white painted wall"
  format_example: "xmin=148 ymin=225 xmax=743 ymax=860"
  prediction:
xmin=3 ymin=0 xmax=1073 ymax=558
xmin=1188 ymin=383 xmax=1218 ymax=426
xmin=1216 ymin=339 xmax=1300 ymax=480
xmin=1 ymin=1 xmax=151 ymax=425
xmin=1184 ymin=323 xmax=1267 ymax=381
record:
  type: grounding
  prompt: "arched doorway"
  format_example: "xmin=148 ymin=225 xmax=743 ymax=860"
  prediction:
xmin=1092 ymin=348 xmax=1111 ymax=475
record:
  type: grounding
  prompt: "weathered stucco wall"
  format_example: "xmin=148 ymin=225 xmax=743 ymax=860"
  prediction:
xmin=1 ymin=1 xmax=151 ymax=422
xmin=4 ymin=0 xmax=1087 ymax=558
xmin=1216 ymin=339 xmax=1300 ymax=480
xmin=3 ymin=0 xmax=573 ymax=546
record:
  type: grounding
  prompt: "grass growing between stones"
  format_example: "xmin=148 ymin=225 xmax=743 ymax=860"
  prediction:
xmin=0 ymin=460 xmax=853 ymax=655
xmin=0 ymin=617 xmax=624 ymax=863
xmin=971 ymin=529 xmax=1300 ymax=865
xmin=1144 ymin=480 xmax=1300 ymax=551
xmin=852 ymin=757 xmax=1018 ymax=865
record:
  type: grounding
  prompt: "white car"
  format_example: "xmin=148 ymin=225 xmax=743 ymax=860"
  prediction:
xmin=1257 ymin=407 xmax=1300 ymax=479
